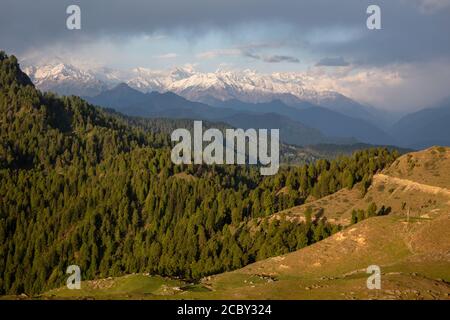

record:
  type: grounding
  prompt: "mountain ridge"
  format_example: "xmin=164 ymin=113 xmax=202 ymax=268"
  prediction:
xmin=390 ymin=98 xmax=450 ymax=149
xmin=24 ymin=62 xmax=383 ymax=123
xmin=86 ymin=83 xmax=396 ymax=146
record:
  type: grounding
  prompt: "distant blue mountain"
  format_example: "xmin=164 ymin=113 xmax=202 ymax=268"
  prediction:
xmin=212 ymin=99 xmax=395 ymax=145
xmin=391 ymin=97 xmax=450 ymax=149
xmin=87 ymin=83 xmax=396 ymax=146
xmin=85 ymin=84 xmax=336 ymax=146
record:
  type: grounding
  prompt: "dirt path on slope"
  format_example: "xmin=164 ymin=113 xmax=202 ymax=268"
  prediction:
xmin=374 ymin=174 xmax=450 ymax=200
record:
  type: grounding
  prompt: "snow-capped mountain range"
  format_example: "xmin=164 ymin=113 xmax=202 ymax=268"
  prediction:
xmin=126 ymin=66 xmax=339 ymax=105
xmin=24 ymin=63 xmax=349 ymax=105
xmin=23 ymin=62 xmax=390 ymax=126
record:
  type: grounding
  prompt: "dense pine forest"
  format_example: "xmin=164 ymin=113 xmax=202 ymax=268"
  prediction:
xmin=0 ymin=52 xmax=400 ymax=295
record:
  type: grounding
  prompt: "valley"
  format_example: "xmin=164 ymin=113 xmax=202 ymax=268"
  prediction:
xmin=1 ymin=52 xmax=449 ymax=301
xmin=37 ymin=147 xmax=450 ymax=300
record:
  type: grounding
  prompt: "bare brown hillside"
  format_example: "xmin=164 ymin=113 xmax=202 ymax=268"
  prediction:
xmin=272 ymin=187 xmax=362 ymax=225
xmin=384 ymin=146 xmax=450 ymax=189
xmin=192 ymin=147 xmax=450 ymax=299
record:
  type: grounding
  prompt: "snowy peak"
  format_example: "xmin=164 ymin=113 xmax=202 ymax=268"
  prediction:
xmin=159 ymin=69 xmax=329 ymax=105
xmin=25 ymin=63 xmax=94 ymax=83
xmin=24 ymin=63 xmax=109 ymax=97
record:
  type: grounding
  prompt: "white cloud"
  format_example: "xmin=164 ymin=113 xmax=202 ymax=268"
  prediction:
xmin=155 ymin=53 xmax=178 ymax=59
xmin=309 ymin=60 xmax=450 ymax=111
xmin=197 ymin=49 xmax=242 ymax=59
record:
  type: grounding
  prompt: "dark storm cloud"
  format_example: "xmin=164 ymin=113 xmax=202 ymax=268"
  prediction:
xmin=316 ymin=57 xmax=350 ymax=67
xmin=263 ymin=55 xmax=300 ymax=63
xmin=243 ymin=51 xmax=299 ymax=63
xmin=0 ymin=0 xmax=449 ymax=66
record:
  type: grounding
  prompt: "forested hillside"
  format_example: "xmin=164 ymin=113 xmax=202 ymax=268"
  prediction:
xmin=0 ymin=52 xmax=399 ymax=295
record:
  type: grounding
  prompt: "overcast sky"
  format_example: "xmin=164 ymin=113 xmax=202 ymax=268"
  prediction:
xmin=1 ymin=0 xmax=450 ymax=111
